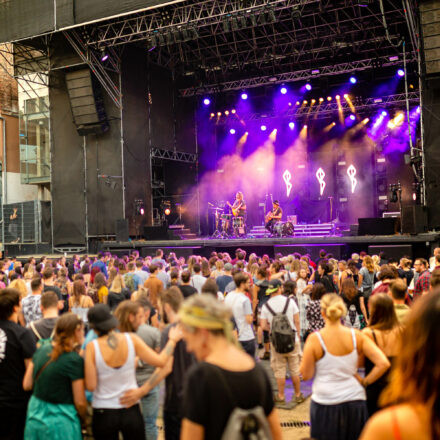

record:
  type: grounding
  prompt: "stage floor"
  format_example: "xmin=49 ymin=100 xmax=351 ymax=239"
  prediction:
xmin=100 ymin=232 xmax=440 ymax=259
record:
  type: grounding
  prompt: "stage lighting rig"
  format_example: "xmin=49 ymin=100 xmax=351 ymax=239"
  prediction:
xmin=389 ymin=182 xmax=401 ymax=204
xmin=134 ymin=199 xmax=145 ymax=216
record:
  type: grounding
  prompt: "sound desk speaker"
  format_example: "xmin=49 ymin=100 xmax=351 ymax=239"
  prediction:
xmin=115 ymin=219 xmax=129 ymax=242
xmin=401 ymin=206 xmax=428 ymax=235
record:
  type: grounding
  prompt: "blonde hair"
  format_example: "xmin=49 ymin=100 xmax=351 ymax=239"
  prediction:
xmin=363 ymin=255 xmax=375 ymax=273
xmin=321 ymin=293 xmax=347 ymax=321
xmin=9 ymin=279 xmax=28 ymax=300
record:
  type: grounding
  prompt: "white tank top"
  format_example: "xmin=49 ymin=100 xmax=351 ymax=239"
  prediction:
xmin=92 ymin=333 xmax=138 ymax=409
xmin=312 ymin=328 xmax=366 ymax=405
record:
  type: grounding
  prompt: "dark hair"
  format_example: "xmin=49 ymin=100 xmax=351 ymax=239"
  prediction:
xmin=181 ymin=270 xmax=191 ymax=283
xmin=170 ymin=269 xmax=179 ymax=281
xmin=369 ymin=294 xmax=399 ymax=331
xmin=115 ymin=300 xmax=142 ymax=333
xmin=311 ymin=283 xmax=327 ymax=301
xmin=160 ymin=286 xmax=184 ymax=313
xmin=42 ymin=267 xmax=54 ymax=280
xmin=415 ymin=258 xmax=428 ymax=269
xmin=72 ymin=280 xmax=87 ymax=306
xmin=31 ymin=277 xmax=43 ymax=291
xmin=319 ymin=262 xmax=331 ymax=275
xmin=283 ymin=280 xmax=297 ymax=296
xmin=41 ymin=290 xmax=59 ymax=309
xmin=390 ymin=278 xmax=407 ymax=300
xmin=149 ymin=264 xmax=158 ymax=274
xmin=155 ymin=249 xmax=163 ymax=257
xmin=233 ymin=272 xmax=248 ymax=288
xmin=201 ymin=279 xmax=219 ymax=298
xmin=136 ymin=260 xmax=143 ymax=268
xmin=93 ymin=272 xmax=107 ymax=290
xmin=431 ymin=268 xmax=440 ymax=289
xmin=378 ymin=265 xmax=397 ymax=281
xmin=0 ymin=288 xmax=20 ymax=320
xmin=341 ymin=278 xmax=358 ymax=301
xmin=193 ymin=263 xmax=201 ymax=274
xmin=257 ymin=266 xmax=268 ymax=279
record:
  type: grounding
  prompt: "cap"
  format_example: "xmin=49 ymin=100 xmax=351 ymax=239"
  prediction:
xmin=273 ymin=200 xmax=280 ymax=205
xmin=224 ymin=263 xmax=233 ymax=271
xmin=266 ymin=278 xmax=282 ymax=294
xmin=87 ymin=304 xmax=118 ymax=332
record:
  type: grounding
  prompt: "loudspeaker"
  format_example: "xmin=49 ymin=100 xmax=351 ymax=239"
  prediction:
xmin=420 ymin=1 xmax=440 ymax=75
xmin=65 ymin=69 xmax=109 ymax=135
xmin=358 ymin=218 xmax=398 ymax=236
xmin=115 ymin=219 xmax=129 ymax=242
xmin=144 ymin=226 xmax=169 ymax=240
xmin=401 ymin=206 xmax=428 ymax=234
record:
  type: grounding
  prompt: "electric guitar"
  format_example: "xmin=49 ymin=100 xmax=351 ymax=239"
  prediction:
xmin=227 ymin=201 xmax=239 ymax=217
xmin=265 ymin=212 xmax=274 ymax=225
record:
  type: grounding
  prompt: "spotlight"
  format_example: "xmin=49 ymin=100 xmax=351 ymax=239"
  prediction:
xmin=381 ymin=110 xmax=388 ymax=116
xmin=349 ymin=76 xmax=357 ymax=84
xmin=261 ymin=125 xmax=267 ymax=131
xmin=296 ymin=101 xmax=300 ymax=106
xmin=397 ymin=69 xmax=405 ymax=77
xmin=217 ymin=112 xmax=222 ymax=117
xmin=241 ymin=92 xmax=248 ymax=100
xmin=134 ymin=199 xmax=145 ymax=215
xmin=280 ymin=87 xmax=287 ymax=95
xmin=230 ymin=128 xmax=236 ymax=134
xmin=327 ymin=96 xmax=332 ymax=101
xmin=303 ymin=100 xmax=308 ymax=105
xmin=140 ymin=208 xmax=145 ymax=215
xmin=210 ymin=113 xmax=215 ymax=118
xmin=303 ymin=125 xmax=308 ymax=128
xmin=305 ymin=83 xmax=312 ymax=91
xmin=336 ymin=95 xmax=340 ymax=100
xmin=231 ymin=109 xmax=236 ymax=114
xmin=289 ymin=122 xmax=295 ymax=130
xmin=311 ymin=99 xmax=316 ymax=104
xmin=343 ymin=94 xmax=349 ymax=99
xmin=363 ymin=118 xmax=369 ymax=124
xmin=100 ymin=49 xmax=109 ymax=62
xmin=164 ymin=208 xmax=171 ymax=216
xmin=225 ymin=110 xmax=230 ymax=116
xmin=203 ymin=98 xmax=211 ymax=106
xmin=350 ymin=114 xmax=356 ymax=121
xmin=319 ymin=97 xmax=324 ymax=103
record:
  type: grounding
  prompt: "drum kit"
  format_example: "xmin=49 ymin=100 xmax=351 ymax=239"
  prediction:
xmin=273 ymin=221 xmax=295 ymax=237
xmin=210 ymin=204 xmax=245 ymax=238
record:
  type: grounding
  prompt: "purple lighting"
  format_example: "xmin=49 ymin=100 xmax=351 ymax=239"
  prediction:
xmin=349 ymin=76 xmax=357 ymax=84
xmin=203 ymin=98 xmax=211 ymax=106
xmin=100 ymin=52 xmax=109 ymax=62
xmin=241 ymin=92 xmax=248 ymax=100
xmin=381 ymin=110 xmax=388 ymax=116
xmin=397 ymin=69 xmax=405 ymax=77
xmin=229 ymin=128 xmax=236 ymax=134
xmin=289 ymin=122 xmax=295 ymax=130
xmin=305 ymin=83 xmax=312 ymax=91
xmin=280 ymin=87 xmax=287 ymax=95
xmin=350 ymin=114 xmax=356 ymax=121
xmin=261 ymin=125 xmax=267 ymax=131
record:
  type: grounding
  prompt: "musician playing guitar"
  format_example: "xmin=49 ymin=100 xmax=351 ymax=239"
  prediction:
xmin=265 ymin=200 xmax=282 ymax=234
xmin=227 ymin=192 xmax=247 ymax=217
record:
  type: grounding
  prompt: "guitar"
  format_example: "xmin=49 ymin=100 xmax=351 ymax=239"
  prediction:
xmin=227 ymin=201 xmax=239 ymax=217
xmin=265 ymin=212 xmax=274 ymax=225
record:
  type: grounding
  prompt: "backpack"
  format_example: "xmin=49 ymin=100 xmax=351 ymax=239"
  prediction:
xmin=209 ymin=365 xmax=272 ymax=440
xmin=265 ymin=297 xmax=296 ymax=354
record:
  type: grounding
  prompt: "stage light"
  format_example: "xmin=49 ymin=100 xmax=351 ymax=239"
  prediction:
xmin=225 ymin=110 xmax=230 ymax=115
xmin=241 ymin=92 xmax=248 ymax=100
xmin=140 ymin=208 xmax=145 ymax=215
xmin=336 ymin=95 xmax=340 ymax=100
xmin=203 ymin=98 xmax=211 ymax=106
xmin=319 ymin=97 xmax=324 ymax=103
xmin=363 ymin=118 xmax=369 ymax=124
xmin=303 ymin=100 xmax=308 ymax=105
xmin=311 ymin=99 xmax=316 ymax=104
xmin=100 ymin=49 xmax=109 ymax=62
xmin=217 ymin=112 xmax=222 ymax=117
xmin=280 ymin=87 xmax=287 ymax=95
xmin=296 ymin=101 xmax=300 ymax=106
xmin=343 ymin=94 xmax=349 ymax=99
xmin=164 ymin=208 xmax=171 ymax=216
xmin=327 ymin=96 xmax=332 ymax=101
xmin=229 ymin=128 xmax=236 ymax=134
xmin=416 ymin=106 xmax=421 ymax=114
xmin=231 ymin=109 xmax=236 ymax=114
xmin=210 ymin=113 xmax=215 ymax=118
xmin=349 ymin=76 xmax=357 ymax=84
xmin=381 ymin=110 xmax=388 ymax=116
xmin=397 ymin=69 xmax=405 ymax=77
xmin=289 ymin=122 xmax=295 ymax=130
xmin=305 ymin=83 xmax=312 ymax=91
xmin=349 ymin=114 xmax=356 ymax=121
xmin=269 ymin=129 xmax=277 ymax=141
xmin=261 ymin=125 xmax=267 ymax=131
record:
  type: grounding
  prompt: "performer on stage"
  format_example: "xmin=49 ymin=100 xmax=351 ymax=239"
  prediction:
xmin=228 ymin=191 xmax=247 ymax=217
xmin=265 ymin=200 xmax=282 ymax=234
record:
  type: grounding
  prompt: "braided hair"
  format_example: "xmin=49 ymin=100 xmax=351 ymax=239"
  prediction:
xmin=50 ymin=313 xmax=83 ymax=361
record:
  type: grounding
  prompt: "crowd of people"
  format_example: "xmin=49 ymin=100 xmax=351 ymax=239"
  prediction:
xmin=0 ymin=247 xmax=439 ymax=440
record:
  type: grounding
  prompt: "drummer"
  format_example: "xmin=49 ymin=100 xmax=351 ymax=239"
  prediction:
xmin=265 ymin=200 xmax=283 ymax=234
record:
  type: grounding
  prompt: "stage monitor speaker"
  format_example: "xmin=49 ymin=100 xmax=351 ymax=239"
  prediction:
xmin=65 ymin=69 xmax=109 ymax=135
xmin=401 ymin=206 xmax=428 ymax=235
xmin=144 ymin=226 xmax=169 ymax=241
xmin=115 ymin=219 xmax=129 ymax=242
xmin=368 ymin=245 xmax=413 ymax=261
xmin=358 ymin=218 xmax=398 ymax=236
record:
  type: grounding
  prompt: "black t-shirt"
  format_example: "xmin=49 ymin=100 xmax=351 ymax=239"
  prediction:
xmin=29 ymin=317 xmax=57 ymax=343
xmin=44 ymin=285 xmax=68 ymax=314
xmin=0 ymin=320 xmax=36 ymax=408
xmin=398 ymin=268 xmax=414 ymax=286
xmin=107 ymin=291 xmax=126 ymax=311
xmin=315 ymin=274 xmax=337 ymax=293
xmin=183 ymin=362 xmax=274 ymax=440
xmin=179 ymin=285 xmax=198 ymax=299
xmin=160 ymin=323 xmax=196 ymax=415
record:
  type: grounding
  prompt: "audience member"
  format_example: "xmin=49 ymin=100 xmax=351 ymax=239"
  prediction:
xmin=144 ymin=265 xmax=163 ymax=308
xmin=22 ymin=277 xmax=44 ymax=326
xmin=389 ymin=278 xmax=410 ymax=324
xmin=413 ymin=258 xmax=431 ymax=299
xmin=179 ymin=270 xmax=198 ymax=298
xmin=29 ymin=290 xmax=60 ymax=342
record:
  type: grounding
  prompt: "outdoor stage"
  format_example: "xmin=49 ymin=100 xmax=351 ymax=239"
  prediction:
xmin=99 ymin=232 xmax=440 ymax=260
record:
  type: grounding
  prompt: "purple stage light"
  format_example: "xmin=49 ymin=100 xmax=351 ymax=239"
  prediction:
xmin=241 ymin=92 xmax=248 ymax=100
xmin=229 ymin=128 xmax=236 ymax=134
xmin=289 ymin=122 xmax=295 ymax=130
xmin=349 ymin=76 xmax=357 ymax=84
xmin=203 ymin=98 xmax=211 ymax=106
xmin=381 ymin=110 xmax=388 ymax=116
xmin=280 ymin=87 xmax=287 ymax=95
xmin=100 ymin=52 xmax=109 ymax=62
xmin=305 ymin=83 xmax=312 ymax=91
xmin=349 ymin=114 xmax=356 ymax=121
xmin=397 ymin=69 xmax=405 ymax=77
xmin=261 ymin=125 xmax=267 ymax=131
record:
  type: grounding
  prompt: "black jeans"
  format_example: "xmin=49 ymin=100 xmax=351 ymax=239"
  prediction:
xmin=240 ymin=338 xmax=256 ymax=358
xmin=92 ymin=405 xmax=145 ymax=440
xmin=163 ymin=410 xmax=182 ymax=440
xmin=0 ymin=405 xmax=27 ymax=440
xmin=265 ymin=219 xmax=277 ymax=233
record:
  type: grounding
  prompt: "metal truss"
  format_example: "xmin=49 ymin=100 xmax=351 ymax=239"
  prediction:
xmin=218 ymin=92 xmax=421 ymax=123
xmin=151 ymin=147 xmax=198 ymax=163
xmin=180 ymin=54 xmax=418 ymax=96
xmin=63 ymin=30 xmax=122 ymax=108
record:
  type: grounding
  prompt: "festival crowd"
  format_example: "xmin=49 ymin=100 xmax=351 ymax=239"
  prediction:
xmin=0 ymin=247 xmax=439 ymax=440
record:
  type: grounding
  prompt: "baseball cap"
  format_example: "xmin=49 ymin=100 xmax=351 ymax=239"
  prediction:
xmin=266 ymin=279 xmax=282 ymax=294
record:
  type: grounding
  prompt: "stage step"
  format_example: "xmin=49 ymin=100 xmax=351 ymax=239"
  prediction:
xmin=249 ymin=223 xmax=335 ymax=237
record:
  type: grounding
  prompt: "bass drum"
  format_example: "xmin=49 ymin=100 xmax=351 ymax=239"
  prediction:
xmin=273 ymin=222 xmax=284 ymax=236
xmin=282 ymin=221 xmax=294 ymax=236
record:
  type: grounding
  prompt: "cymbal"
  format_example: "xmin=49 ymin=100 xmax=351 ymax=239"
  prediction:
xmin=209 ymin=207 xmax=223 ymax=211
